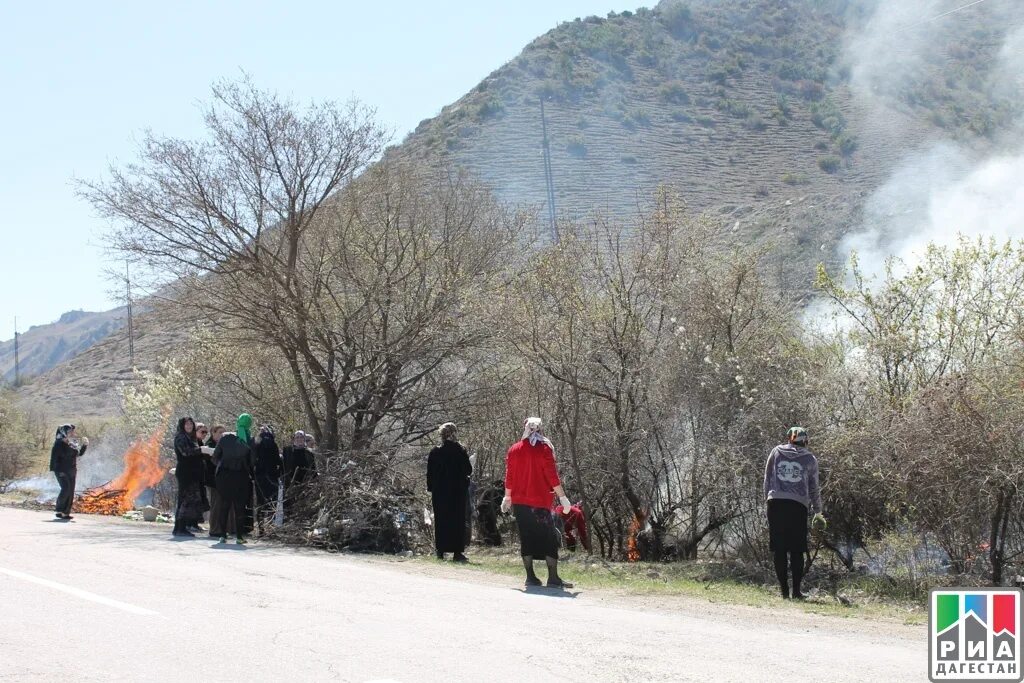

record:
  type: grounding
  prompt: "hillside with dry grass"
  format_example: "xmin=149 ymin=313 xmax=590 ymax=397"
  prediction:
xmin=391 ymin=0 xmax=1015 ymax=232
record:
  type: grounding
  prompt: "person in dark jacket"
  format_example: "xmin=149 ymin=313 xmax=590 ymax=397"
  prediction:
xmin=172 ymin=416 xmax=208 ymax=538
xmin=49 ymin=424 xmax=87 ymax=520
xmin=282 ymin=430 xmax=317 ymax=517
xmin=426 ymin=422 xmax=472 ymax=562
xmin=476 ymin=479 xmax=505 ymax=546
xmin=213 ymin=414 xmax=255 ymax=545
xmin=253 ymin=424 xmax=282 ymax=533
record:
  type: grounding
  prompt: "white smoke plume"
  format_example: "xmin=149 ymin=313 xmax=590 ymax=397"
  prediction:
xmin=7 ymin=430 xmax=146 ymax=502
xmin=837 ymin=1 xmax=1024 ymax=279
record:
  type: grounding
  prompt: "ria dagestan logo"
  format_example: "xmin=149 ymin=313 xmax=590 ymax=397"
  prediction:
xmin=930 ymin=588 xmax=1023 ymax=681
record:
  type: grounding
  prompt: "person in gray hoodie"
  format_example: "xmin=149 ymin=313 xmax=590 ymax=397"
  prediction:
xmin=763 ymin=427 xmax=821 ymax=599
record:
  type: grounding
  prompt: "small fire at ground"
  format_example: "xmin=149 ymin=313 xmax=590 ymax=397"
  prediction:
xmin=627 ymin=512 xmax=645 ymax=562
xmin=75 ymin=428 xmax=168 ymax=515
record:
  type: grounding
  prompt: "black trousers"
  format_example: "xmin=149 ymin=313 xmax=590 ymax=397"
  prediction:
xmin=216 ymin=470 xmax=251 ymax=538
xmin=54 ymin=471 xmax=76 ymax=515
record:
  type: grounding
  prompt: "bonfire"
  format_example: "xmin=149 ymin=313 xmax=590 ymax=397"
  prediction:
xmin=74 ymin=427 xmax=168 ymax=515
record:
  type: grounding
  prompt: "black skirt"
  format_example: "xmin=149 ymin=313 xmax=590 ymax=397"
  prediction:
xmin=767 ymin=498 xmax=809 ymax=553
xmin=175 ymin=480 xmax=208 ymax=526
xmin=513 ymin=504 xmax=559 ymax=559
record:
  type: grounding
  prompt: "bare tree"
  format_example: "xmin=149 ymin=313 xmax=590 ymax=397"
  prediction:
xmin=81 ymin=78 xmax=523 ymax=454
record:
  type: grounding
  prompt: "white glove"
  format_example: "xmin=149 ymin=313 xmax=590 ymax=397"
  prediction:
xmin=559 ymin=496 xmax=571 ymax=513
xmin=200 ymin=446 xmax=215 ymax=456
xmin=500 ymin=496 xmax=512 ymax=514
xmin=80 ymin=437 xmax=89 ymax=446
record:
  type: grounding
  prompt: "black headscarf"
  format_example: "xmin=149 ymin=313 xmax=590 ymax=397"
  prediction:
xmin=54 ymin=424 xmax=75 ymax=443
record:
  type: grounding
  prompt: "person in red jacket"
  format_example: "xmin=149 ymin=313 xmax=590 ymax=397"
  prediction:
xmin=503 ymin=417 xmax=574 ymax=589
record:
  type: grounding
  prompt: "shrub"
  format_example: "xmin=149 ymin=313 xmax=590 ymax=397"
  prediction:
xmin=716 ymin=98 xmax=751 ymax=119
xmin=818 ymin=156 xmax=841 ymax=173
xmin=657 ymin=80 xmax=690 ymax=104
xmin=621 ymin=155 xmax=638 ymax=164
xmin=660 ymin=1 xmax=696 ymax=39
xmin=744 ymin=114 xmax=767 ymax=131
xmin=836 ymin=133 xmax=858 ymax=156
xmin=695 ymin=114 xmax=716 ymax=127
xmin=566 ymin=135 xmax=588 ymax=157
xmin=781 ymin=172 xmax=809 ymax=185
xmin=474 ymin=96 xmax=505 ymax=121
xmin=622 ymin=107 xmax=651 ymax=129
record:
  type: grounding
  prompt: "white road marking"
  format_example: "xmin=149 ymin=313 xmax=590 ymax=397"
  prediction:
xmin=0 ymin=566 xmax=159 ymax=615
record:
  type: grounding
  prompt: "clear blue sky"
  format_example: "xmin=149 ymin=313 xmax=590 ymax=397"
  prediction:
xmin=0 ymin=0 xmax=624 ymax=338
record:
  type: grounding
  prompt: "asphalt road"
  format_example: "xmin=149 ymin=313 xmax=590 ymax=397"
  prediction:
xmin=0 ymin=506 xmax=925 ymax=682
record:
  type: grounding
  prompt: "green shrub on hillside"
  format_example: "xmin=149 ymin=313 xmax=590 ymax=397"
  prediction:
xmin=657 ymin=80 xmax=690 ymax=104
xmin=818 ymin=155 xmax=841 ymax=173
xmin=566 ymin=135 xmax=587 ymax=157
xmin=660 ymin=1 xmax=696 ymax=39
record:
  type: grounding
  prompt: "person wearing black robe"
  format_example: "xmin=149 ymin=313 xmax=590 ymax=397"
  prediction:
xmin=49 ymin=424 xmax=87 ymax=520
xmin=253 ymin=424 xmax=282 ymax=534
xmin=282 ymin=430 xmax=317 ymax=518
xmin=172 ymin=416 xmax=207 ymax=538
xmin=426 ymin=422 xmax=472 ymax=562
xmin=212 ymin=415 xmax=256 ymax=545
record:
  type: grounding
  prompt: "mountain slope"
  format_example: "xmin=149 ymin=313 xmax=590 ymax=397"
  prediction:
xmin=389 ymin=0 xmax=1016 ymax=228
xmin=14 ymin=307 xmax=187 ymax=420
xmin=0 ymin=309 xmax=126 ymax=385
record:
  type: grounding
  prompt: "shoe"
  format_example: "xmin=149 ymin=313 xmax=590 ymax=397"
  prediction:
xmin=188 ymin=525 xmax=204 ymax=533
xmin=793 ymin=591 xmax=807 ymax=600
xmin=173 ymin=529 xmax=196 ymax=538
xmin=64 ymin=515 xmax=74 ymax=520
xmin=525 ymin=576 xmax=543 ymax=587
xmin=547 ymin=579 xmax=574 ymax=589
xmin=453 ymin=553 xmax=469 ymax=563
xmin=55 ymin=513 xmax=64 ymax=519
xmin=218 ymin=536 xmax=228 ymax=544
xmin=435 ymin=551 xmax=445 ymax=560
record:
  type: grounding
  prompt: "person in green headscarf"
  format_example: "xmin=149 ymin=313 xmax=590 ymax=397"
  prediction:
xmin=211 ymin=413 xmax=256 ymax=544
xmin=236 ymin=413 xmax=253 ymax=443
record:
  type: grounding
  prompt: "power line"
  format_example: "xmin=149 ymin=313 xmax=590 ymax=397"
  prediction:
xmin=539 ymin=98 xmax=559 ymax=243
xmin=13 ymin=316 xmax=19 ymax=388
xmin=125 ymin=261 xmax=135 ymax=368
xmin=897 ymin=0 xmax=992 ymax=33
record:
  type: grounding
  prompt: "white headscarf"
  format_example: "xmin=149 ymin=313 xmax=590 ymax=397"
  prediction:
xmin=521 ymin=417 xmax=553 ymax=448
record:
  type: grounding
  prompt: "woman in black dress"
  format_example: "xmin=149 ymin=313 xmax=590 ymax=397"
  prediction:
xmin=426 ymin=422 xmax=472 ymax=562
xmin=172 ymin=416 xmax=207 ymax=538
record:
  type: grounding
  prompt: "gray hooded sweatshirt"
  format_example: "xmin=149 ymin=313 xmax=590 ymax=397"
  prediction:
xmin=763 ymin=443 xmax=821 ymax=513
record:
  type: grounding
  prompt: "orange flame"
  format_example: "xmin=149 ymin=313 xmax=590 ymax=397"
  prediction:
xmin=74 ymin=427 xmax=168 ymax=515
xmin=627 ymin=512 xmax=645 ymax=562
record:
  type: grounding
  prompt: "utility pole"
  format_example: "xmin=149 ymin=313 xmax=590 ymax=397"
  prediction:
xmin=540 ymin=98 xmax=559 ymax=243
xmin=125 ymin=261 xmax=135 ymax=368
xmin=13 ymin=316 xmax=20 ymax=388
